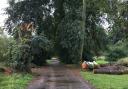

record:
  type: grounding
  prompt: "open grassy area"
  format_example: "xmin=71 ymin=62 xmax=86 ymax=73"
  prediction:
xmin=81 ymin=72 xmax=128 ymax=89
xmin=0 ymin=73 xmax=32 ymax=89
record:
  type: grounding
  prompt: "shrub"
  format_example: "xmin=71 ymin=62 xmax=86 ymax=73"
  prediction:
xmin=6 ymin=34 xmax=54 ymax=72
xmin=31 ymin=35 xmax=53 ymax=66
xmin=94 ymin=56 xmax=106 ymax=61
xmin=0 ymin=36 xmax=10 ymax=62
xmin=14 ymin=44 xmax=32 ymax=72
xmin=6 ymin=39 xmax=32 ymax=73
xmin=106 ymin=49 xmax=127 ymax=62
xmin=82 ymin=51 xmax=94 ymax=62
xmin=117 ymin=57 xmax=128 ymax=67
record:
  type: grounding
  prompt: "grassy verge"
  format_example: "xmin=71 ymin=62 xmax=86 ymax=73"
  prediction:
xmin=81 ymin=72 xmax=128 ymax=89
xmin=0 ymin=73 xmax=33 ymax=89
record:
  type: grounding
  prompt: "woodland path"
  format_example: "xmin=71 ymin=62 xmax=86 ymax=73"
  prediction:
xmin=27 ymin=59 xmax=94 ymax=89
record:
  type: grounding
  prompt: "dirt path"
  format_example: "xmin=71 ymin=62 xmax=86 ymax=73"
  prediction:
xmin=27 ymin=60 xmax=94 ymax=89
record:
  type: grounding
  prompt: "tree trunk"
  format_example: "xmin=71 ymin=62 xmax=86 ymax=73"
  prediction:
xmin=80 ymin=0 xmax=86 ymax=61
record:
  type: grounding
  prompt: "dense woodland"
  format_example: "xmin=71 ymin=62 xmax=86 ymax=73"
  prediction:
xmin=0 ymin=0 xmax=127 ymax=73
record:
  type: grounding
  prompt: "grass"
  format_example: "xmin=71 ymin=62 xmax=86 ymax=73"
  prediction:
xmin=94 ymin=56 xmax=109 ymax=65
xmin=0 ymin=73 xmax=33 ymax=89
xmin=81 ymin=72 xmax=128 ymax=89
xmin=96 ymin=60 xmax=108 ymax=65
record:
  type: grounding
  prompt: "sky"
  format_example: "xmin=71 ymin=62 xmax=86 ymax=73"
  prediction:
xmin=0 ymin=0 xmax=8 ymax=27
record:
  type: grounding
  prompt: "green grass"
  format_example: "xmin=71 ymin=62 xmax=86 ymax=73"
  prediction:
xmin=81 ymin=72 xmax=128 ymax=89
xmin=94 ymin=56 xmax=108 ymax=65
xmin=0 ymin=73 xmax=33 ymax=89
xmin=96 ymin=60 xmax=108 ymax=65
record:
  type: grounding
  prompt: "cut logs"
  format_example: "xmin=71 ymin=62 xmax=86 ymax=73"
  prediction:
xmin=94 ymin=65 xmax=128 ymax=75
xmin=0 ymin=67 xmax=12 ymax=75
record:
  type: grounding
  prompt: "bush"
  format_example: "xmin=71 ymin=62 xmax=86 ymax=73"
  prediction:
xmin=6 ymin=34 xmax=53 ymax=72
xmin=6 ymin=39 xmax=32 ymax=73
xmin=0 ymin=36 xmax=10 ymax=62
xmin=117 ymin=57 xmax=128 ymax=67
xmin=106 ymin=49 xmax=127 ymax=62
xmin=15 ymin=44 xmax=32 ymax=72
xmin=31 ymin=35 xmax=53 ymax=66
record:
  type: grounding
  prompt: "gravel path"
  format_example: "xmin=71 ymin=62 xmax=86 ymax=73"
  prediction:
xmin=27 ymin=60 xmax=94 ymax=89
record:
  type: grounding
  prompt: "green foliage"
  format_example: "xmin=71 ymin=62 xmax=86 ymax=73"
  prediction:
xmin=96 ymin=60 xmax=108 ymax=65
xmin=6 ymin=33 xmax=53 ymax=70
xmin=7 ymin=41 xmax=32 ymax=72
xmin=56 ymin=0 xmax=109 ymax=63
xmin=0 ymin=73 xmax=32 ymax=89
xmin=94 ymin=56 xmax=106 ymax=61
xmin=106 ymin=39 xmax=128 ymax=62
xmin=6 ymin=39 xmax=17 ymax=64
xmin=106 ymin=49 xmax=127 ymax=62
xmin=5 ymin=0 xmax=127 ymax=65
xmin=15 ymin=44 xmax=31 ymax=72
xmin=108 ymin=1 xmax=128 ymax=43
xmin=5 ymin=37 xmax=32 ymax=72
xmin=94 ymin=56 xmax=108 ymax=64
xmin=5 ymin=0 xmax=51 ymax=34
xmin=31 ymin=34 xmax=53 ymax=52
xmin=57 ymin=19 xmax=83 ymax=64
xmin=31 ymin=34 xmax=53 ymax=66
xmin=0 ymin=36 xmax=11 ymax=62
xmin=84 ymin=0 xmax=109 ymax=56
xmin=117 ymin=57 xmax=128 ymax=67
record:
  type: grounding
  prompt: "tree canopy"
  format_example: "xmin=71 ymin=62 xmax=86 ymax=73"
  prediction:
xmin=4 ymin=0 xmax=128 ymax=70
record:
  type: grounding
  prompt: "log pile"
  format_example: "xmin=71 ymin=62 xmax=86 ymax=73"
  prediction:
xmin=0 ymin=67 xmax=12 ymax=75
xmin=94 ymin=65 xmax=128 ymax=75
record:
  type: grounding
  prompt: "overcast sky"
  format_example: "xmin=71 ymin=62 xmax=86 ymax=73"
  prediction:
xmin=0 ymin=0 xmax=8 ymax=27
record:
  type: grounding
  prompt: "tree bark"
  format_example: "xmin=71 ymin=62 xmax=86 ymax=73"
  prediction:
xmin=80 ymin=0 xmax=86 ymax=61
